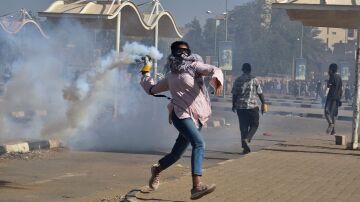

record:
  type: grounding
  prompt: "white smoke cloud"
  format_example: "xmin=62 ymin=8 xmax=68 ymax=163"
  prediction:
xmin=0 ymin=20 xmax=173 ymax=152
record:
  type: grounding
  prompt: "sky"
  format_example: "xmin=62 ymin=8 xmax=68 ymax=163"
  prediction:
xmin=0 ymin=0 xmax=252 ymax=26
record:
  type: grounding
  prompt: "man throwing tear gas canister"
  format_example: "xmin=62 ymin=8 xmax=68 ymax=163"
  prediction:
xmin=140 ymin=41 xmax=223 ymax=200
xmin=232 ymin=63 xmax=267 ymax=154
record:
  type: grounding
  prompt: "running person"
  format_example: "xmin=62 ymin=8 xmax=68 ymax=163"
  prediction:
xmin=140 ymin=41 xmax=223 ymax=200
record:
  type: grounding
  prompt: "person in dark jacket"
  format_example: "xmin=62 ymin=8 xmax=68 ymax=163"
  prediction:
xmin=325 ymin=63 xmax=343 ymax=135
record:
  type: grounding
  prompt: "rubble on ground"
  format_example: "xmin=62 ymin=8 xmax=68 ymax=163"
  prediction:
xmin=0 ymin=148 xmax=66 ymax=161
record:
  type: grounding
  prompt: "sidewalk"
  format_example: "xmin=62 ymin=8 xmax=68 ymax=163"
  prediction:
xmin=134 ymin=136 xmax=360 ymax=202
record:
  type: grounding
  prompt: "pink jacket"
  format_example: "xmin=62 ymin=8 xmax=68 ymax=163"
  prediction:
xmin=140 ymin=61 xmax=223 ymax=127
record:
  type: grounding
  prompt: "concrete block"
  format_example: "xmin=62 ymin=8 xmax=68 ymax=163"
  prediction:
xmin=335 ymin=135 xmax=346 ymax=146
xmin=213 ymin=118 xmax=226 ymax=126
xmin=212 ymin=121 xmax=221 ymax=128
xmin=28 ymin=140 xmax=50 ymax=150
xmin=4 ymin=142 xmax=30 ymax=153
xmin=48 ymin=139 xmax=62 ymax=148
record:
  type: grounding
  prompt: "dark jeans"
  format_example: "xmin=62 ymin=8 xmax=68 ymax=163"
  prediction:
xmin=325 ymin=99 xmax=339 ymax=133
xmin=236 ymin=108 xmax=260 ymax=148
xmin=158 ymin=112 xmax=205 ymax=176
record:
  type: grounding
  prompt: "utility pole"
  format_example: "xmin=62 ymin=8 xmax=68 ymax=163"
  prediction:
xmin=115 ymin=0 xmax=122 ymax=53
xmin=114 ymin=0 xmax=122 ymax=119
xmin=223 ymin=0 xmax=229 ymax=97
xmin=351 ymin=27 xmax=360 ymax=149
xmin=300 ymin=25 xmax=304 ymax=58
xmin=225 ymin=0 xmax=228 ymax=41
xmin=154 ymin=0 xmax=159 ymax=81
xmin=214 ymin=19 xmax=218 ymax=64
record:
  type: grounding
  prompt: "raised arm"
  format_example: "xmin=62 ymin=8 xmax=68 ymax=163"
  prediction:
xmin=140 ymin=72 xmax=169 ymax=95
xmin=192 ymin=61 xmax=224 ymax=89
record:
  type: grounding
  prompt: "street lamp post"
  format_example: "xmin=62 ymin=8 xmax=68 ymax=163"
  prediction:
xmin=224 ymin=0 xmax=229 ymax=98
xmin=154 ymin=0 xmax=160 ymax=81
xmin=114 ymin=0 xmax=122 ymax=118
xmin=297 ymin=25 xmax=304 ymax=58
xmin=115 ymin=0 xmax=122 ymax=53
xmin=206 ymin=11 xmax=222 ymax=66
xmin=225 ymin=0 xmax=228 ymax=41
xmin=206 ymin=9 xmax=228 ymax=97
xmin=295 ymin=25 xmax=304 ymax=97
xmin=300 ymin=25 xmax=304 ymax=58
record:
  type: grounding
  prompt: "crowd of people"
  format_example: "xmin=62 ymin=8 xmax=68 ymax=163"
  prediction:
xmin=260 ymin=78 xmax=352 ymax=103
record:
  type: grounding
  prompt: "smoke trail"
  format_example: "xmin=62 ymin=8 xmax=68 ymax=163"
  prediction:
xmin=0 ymin=20 xmax=173 ymax=152
xmin=61 ymin=42 xmax=170 ymax=151
xmin=63 ymin=42 xmax=163 ymax=102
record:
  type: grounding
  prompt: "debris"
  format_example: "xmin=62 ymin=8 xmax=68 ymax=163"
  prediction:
xmin=263 ymin=132 xmax=272 ymax=136
xmin=0 ymin=148 xmax=66 ymax=160
xmin=176 ymin=164 xmax=184 ymax=168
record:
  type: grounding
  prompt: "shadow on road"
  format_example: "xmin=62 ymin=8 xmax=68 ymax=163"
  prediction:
xmin=264 ymin=147 xmax=360 ymax=157
xmin=0 ymin=180 xmax=26 ymax=190
xmin=135 ymin=196 xmax=185 ymax=202
xmin=122 ymin=188 xmax=186 ymax=202
xmin=253 ymin=138 xmax=287 ymax=143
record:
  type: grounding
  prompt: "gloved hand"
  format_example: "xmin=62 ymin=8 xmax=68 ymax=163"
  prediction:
xmin=140 ymin=55 xmax=153 ymax=74
xmin=261 ymin=103 xmax=269 ymax=114
xmin=232 ymin=106 xmax=236 ymax=113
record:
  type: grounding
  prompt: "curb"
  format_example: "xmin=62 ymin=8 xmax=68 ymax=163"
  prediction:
xmin=0 ymin=139 xmax=63 ymax=155
xmin=211 ymin=106 xmax=352 ymax=122
xmin=211 ymin=98 xmax=352 ymax=111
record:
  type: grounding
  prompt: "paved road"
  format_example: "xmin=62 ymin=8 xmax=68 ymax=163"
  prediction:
xmin=212 ymin=101 xmax=353 ymax=117
xmin=0 ymin=111 xmax=353 ymax=201
xmin=136 ymin=136 xmax=360 ymax=202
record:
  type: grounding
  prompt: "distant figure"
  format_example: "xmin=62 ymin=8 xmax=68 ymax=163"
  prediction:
xmin=325 ymin=63 xmax=343 ymax=135
xmin=344 ymin=84 xmax=351 ymax=102
xmin=2 ymin=65 xmax=12 ymax=83
xmin=315 ymin=80 xmax=322 ymax=100
xmin=321 ymin=83 xmax=327 ymax=107
xmin=232 ymin=63 xmax=267 ymax=154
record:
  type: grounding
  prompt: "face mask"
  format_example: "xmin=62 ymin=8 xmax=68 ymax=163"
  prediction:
xmin=172 ymin=48 xmax=191 ymax=58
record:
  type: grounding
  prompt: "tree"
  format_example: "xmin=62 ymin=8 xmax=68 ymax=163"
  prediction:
xmin=182 ymin=18 xmax=206 ymax=57
xmin=200 ymin=0 xmax=329 ymax=78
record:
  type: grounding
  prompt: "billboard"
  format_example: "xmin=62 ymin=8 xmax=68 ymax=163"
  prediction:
xmin=295 ymin=58 xmax=306 ymax=81
xmin=218 ymin=41 xmax=233 ymax=71
xmin=340 ymin=62 xmax=350 ymax=81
